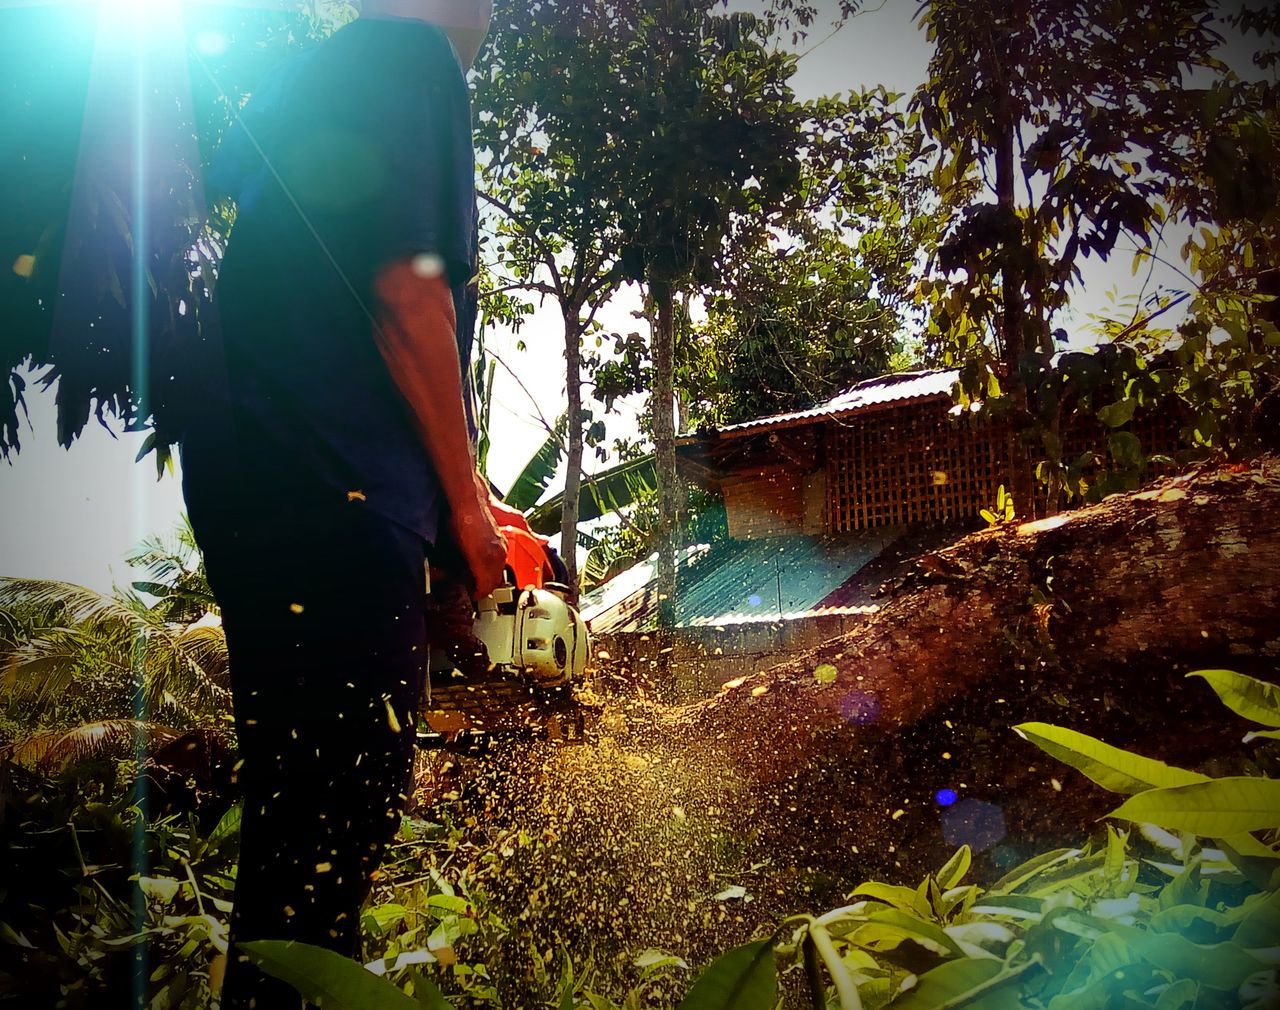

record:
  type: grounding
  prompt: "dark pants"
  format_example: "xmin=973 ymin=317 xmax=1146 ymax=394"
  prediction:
xmin=189 ymin=500 xmax=427 ymax=1009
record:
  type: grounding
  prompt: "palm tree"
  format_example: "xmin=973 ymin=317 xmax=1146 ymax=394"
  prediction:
xmin=0 ymin=543 xmax=230 ymax=772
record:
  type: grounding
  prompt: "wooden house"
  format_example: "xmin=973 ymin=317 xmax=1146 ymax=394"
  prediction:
xmin=582 ymin=365 xmax=1182 ymax=647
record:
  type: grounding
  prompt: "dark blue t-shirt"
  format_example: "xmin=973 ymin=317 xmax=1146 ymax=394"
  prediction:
xmin=182 ymin=17 xmax=477 ymax=544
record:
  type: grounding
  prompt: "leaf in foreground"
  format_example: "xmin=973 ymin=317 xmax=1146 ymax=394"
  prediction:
xmin=1187 ymin=669 xmax=1280 ymax=728
xmin=1012 ymin=722 xmax=1207 ymax=795
xmin=1108 ymin=777 xmax=1280 ymax=836
xmin=676 ymin=939 xmax=776 ymax=1010
xmin=240 ymin=940 xmax=442 ymax=1010
xmin=890 ymin=956 xmax=1026 ymax=1010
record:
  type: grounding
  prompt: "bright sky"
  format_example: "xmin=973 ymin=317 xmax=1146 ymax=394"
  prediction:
xmin=0 ymin=0 xmax=1212 ymax=590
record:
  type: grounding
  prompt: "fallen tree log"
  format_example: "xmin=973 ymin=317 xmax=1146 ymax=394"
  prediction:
xmin=643 ymin=456 xmax=1280 ymax=876
xmin=445 ymin=457 xmax=1280 ymax=974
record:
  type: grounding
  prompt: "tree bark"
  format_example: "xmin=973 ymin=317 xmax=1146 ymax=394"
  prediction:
xmin=445 ymin=459 xmax=1280 ymax=963
xmin=650 ymin=280 xmax=678 ymax=629
xmin=560 ymin=313 xmax=584 ymax=588
xmin=605 ymin=458 xmax=1280 ymax=882
xmin=994 ymin=104 xmax=1037 ymax=519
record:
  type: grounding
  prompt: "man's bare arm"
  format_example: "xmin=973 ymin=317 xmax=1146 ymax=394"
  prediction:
xmin=372 ymin=256 xmax=506 ymax=596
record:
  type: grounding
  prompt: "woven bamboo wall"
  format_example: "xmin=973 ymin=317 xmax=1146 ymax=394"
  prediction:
xmin=826 ymin=403 xmax=1012 ymax=532
xmin=825 ymin=402 xmax=1184 ymax=532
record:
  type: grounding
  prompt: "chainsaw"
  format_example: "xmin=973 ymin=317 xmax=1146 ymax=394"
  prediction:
xmin=418 ymin=521 xmax=593 ymax=750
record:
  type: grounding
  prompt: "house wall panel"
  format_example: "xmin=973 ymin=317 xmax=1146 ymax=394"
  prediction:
xmin=721 ymin=467 xmax=804 ymax=540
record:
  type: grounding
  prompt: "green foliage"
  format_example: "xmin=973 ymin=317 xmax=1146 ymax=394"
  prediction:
xmin=914 ymin=0 xmax=1279 ymax=509
xmin=1010 ymin=723 xmax=1208 ymax=795
xmin=527 ymin=455 xmax=658 ymax=536
xmin=504 ymin=417 xmax=567 ymax=512
xmin=242 ymin=940 xmax=435 ymax=1010
xmin=0 ymin=572 xmax=229 ymax=748
xmin=769 ymin=668 xmax=1280 ymax=1009
xmin=979 ymin=485 xmax=1016 ymax=527
xmin=126 ymin=515 xmax=217 ymax=624
xmin=0 ymin=779 xmax=240 ymax=1008
xmin=685 ymin=88 xmax=941 ymax=429
xmin=675 ymin=940 xmax=776 ymax=1010
xmin=0 ymin=3 xmax=321 ymax=455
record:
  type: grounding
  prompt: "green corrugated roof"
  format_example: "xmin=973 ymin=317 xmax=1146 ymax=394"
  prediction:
xmin=582 ymin=529 xmax=901 ymax=633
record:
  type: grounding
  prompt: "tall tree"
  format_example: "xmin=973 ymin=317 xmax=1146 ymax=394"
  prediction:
xmin=476 ymin=1 xmax=841 ymax=618
xmin=599 ymin=2 xmax=830 ymax=624
xmin=471 ymin=1 xmax=632 ymax=585
xmin=913 ymin=0 xmax=1227 ymax=513
xmin=685 ymin=87 xmax=942 ymax=428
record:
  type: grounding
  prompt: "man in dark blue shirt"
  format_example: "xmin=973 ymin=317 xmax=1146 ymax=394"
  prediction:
xmin=181 ymin=3 xmax=501 ymax=1006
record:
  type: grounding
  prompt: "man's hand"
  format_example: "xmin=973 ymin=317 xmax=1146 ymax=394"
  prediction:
xmin=449 ymin=492 xmax=507 ymax=599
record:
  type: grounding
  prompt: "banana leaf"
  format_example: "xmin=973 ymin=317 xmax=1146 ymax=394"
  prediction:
xmin=527 ymin=454 xmax=656 ymax=535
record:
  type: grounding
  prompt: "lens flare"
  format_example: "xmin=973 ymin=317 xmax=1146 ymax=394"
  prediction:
xmin=838 ymin=689 xmax=881 ymax=725
xmin=194 ymin=28 xmax=229 ymax=56
xmin=941 ymin=798 xmax=1006 ymax=852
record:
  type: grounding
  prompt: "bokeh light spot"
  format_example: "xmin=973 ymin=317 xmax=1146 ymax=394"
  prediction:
xmin=935 ymin=788 xmax=957 ymax=806
xmin=194 ymin=29 xmax=229 ymax=57
xmin=747 ymin=594 xmax=762 ymax=607
xmin=941 ymin=798 xmax=1006 ymax=852
xmin=838 ymin=689 xmax=881 ymax=725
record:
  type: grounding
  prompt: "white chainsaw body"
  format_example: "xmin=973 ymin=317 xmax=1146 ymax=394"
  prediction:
xmin=472 ymin=584 xmax=589 ymax=687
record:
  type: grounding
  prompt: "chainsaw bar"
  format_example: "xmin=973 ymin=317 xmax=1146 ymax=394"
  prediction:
xmin=417 ymin=667 xmax=593 ymax=751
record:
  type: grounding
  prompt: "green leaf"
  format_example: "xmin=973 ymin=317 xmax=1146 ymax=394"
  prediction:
xmin=1020 ymin=851 xmax=1110 ymax=898
xmin=855 ymin=909 xmax=964 ymax=957
xmin=1112 ymin=925 xmax=1267 ymax=992
xmin=1097 ymin=398 xmax=1138 ymax=428
xmin=1232 ymin=888 xmax=1280 ymax=948
xmin=969 ymin=894 xmax=1046 ymax=920
xmin=676 ymin=939 xmax=776 ymax=1010
xmin=363 ymin=903 xmax=409 ymax=935
xmin=528 ymin=454 xmax=656 ymax=534
xmin=1108 ymin=777 xmax=1280 ymax=836
xmin=890 ymin=957 xmax=1025 ymax=1010
xmin=1187 ymin=670 xmax=1280 ymax=728
xmin=1013 ymin=723 xmax=1208 ymax=794
xmin=208 ymin=802 xmax=242 ymax=847
xmin=137 ymin=876 xmax=180 ymax=904
xmin=851 ymin=881 xmax=930 ymax=916
xmin=1107 ymin=431 xmax=1143 ymax=469
xmin=240 ymin=940 xmax=427 ymax=1010
xmin=635 ymin=948 xmax=689 ymax=974
xmin=936 ymin=846 xmax=972 ymax=891
xmin=989 ymin=848 xmax=1079 ymax=895
xmin=504 ymin=418 xmax=566 ymax=511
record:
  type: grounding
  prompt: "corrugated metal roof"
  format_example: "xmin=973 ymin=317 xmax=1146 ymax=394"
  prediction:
xmin=582 ymin=529 xmax=902 ymax=633
xmin=677 ymin=369 xmax=959 ymax=443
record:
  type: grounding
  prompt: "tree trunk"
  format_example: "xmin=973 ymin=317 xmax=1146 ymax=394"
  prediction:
xmin=632 ymin=457 xmax=1280 ymax=880
xmin=650 ymin=279 xmax=678 ymax=629
xmin=560 ymin=313 xmax=584 ymax=589
xmin=994 ymin=104 xmax=1036 ymax=518
xmin=451 ymin=459 xmax=1280 ymax=960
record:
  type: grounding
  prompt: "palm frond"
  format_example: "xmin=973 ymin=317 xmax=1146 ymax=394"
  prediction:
xmin=139 ymin=621 xmax=231 ymax=718
xmin=2 ymin=719 xmax=179 ymax=772
xmin=1 ymin=635 xmax=104 ymax=706
xmin=0 ymin=577 xmax=153 ymax=634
